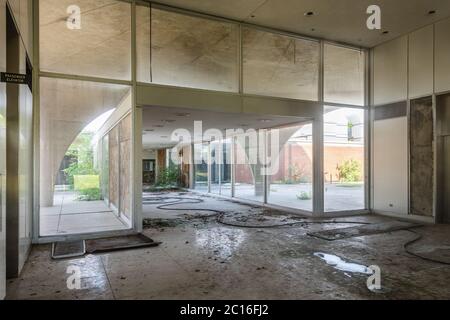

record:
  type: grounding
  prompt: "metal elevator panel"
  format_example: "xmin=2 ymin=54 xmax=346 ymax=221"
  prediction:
xmin=436 ymin=93 xmax=450 ymax=223
xmin=440 ymin=136 xmax=450 ymax=223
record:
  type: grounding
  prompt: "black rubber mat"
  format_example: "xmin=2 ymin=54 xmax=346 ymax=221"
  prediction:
xmin=85 ymin=234 xmax=161 ymax=254
xmin=308 ymin=221 xmax=421 ymax=241
xmin=52 ymin=240 xmax=86 ymax=260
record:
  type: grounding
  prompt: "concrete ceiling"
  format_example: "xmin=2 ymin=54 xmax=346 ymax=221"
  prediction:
xmin=142 ymin=106 xmax=308 ymax=149
xmin=151 ymin=0 xmax=450 ymax=48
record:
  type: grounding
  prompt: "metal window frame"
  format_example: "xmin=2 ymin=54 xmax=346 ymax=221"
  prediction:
xmin=33 ymin=0 xmax=372 ymax=242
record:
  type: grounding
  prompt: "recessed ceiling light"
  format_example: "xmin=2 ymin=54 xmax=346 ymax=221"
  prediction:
xmin=304 ymin=11 xmax=315 ymax=17
xmin=175 ymin=113 xmax=191 ymax=117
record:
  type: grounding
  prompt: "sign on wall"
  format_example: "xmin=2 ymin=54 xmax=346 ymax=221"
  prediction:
xmin=0 ymin=71 xmax=32 ymax=91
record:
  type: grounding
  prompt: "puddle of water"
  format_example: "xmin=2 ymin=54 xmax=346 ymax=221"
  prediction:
xmin=314 ymin=252 xmax=373 ymax=275
xmin=196 ymin=228 xmax=246 ymax=259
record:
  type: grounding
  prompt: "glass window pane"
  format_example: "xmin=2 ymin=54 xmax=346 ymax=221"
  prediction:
xmin=243 ymin=27 xmax=319 ymax=100
xmin=324 ymin=107 xmax=365 ymax=212
xmin=40 ymin=0 xmax=131 ymax=80
xmin=39 ymin=77 xmax=132 ymax=236
xmin=194 ymin=143 xmax=209 ymax=192
xmin=234 ymin=133 xmax=264 ymax=203
xmin=151 ymin=8 xmax=238 ymax=92
xmin=221 ymin=139 xmax=233 ymax=197
xmin=324 ymin=45 xmax=365 ymax=106
xmin=136 ymin=3 xmax=151 ymax=83
xmin=210 ymin=141 xmax=221 ymax=195
xmin=268 ymin=123 xmax=313 ymax=212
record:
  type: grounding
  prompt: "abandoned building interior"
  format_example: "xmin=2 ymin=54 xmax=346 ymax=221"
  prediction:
xmin=2 ymin=0 xmax=450 ymax=300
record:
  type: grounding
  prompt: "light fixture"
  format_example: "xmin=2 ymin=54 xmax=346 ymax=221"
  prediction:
xmin=175 ymin=113 xmax=191 ymax=117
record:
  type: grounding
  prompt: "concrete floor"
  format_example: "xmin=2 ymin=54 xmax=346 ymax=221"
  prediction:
xmin=40 ymin=192 xmax=129 ymax=236
xmin=8 ymin=191 xmax=450 ymax=300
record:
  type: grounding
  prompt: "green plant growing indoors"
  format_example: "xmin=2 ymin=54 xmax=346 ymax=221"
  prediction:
xmin=156 ymin=166 xmax=181 ymax=189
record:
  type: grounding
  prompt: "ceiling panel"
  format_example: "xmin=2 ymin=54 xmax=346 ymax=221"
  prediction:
xmin=151 ymin=0 xmax=450 ymax=48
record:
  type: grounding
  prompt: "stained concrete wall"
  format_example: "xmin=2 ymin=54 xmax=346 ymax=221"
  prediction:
xmin=410 ymin=97 xmax=434 ymax=217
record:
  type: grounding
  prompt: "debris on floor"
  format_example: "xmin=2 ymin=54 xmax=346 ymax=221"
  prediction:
xmin=85 ymin=234 xmax=161 ymax=254
xmin=51 ymin=240 xmax=86 ymax=260
xmin=308 ymin=221 xmax=422 ymax=241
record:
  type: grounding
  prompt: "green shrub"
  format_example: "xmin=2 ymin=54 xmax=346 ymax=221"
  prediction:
xmin=77 ymin=188 xmax=102 ymax=201
xmin=337 ymin=159 xmax=362 ymax=183
xmin=74 ymin=175 xmax=99 ymax=191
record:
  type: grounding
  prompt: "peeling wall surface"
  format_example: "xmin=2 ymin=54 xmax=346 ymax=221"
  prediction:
xmin=410 ymin=97 xmax=434 ymax=217
xmin=119 ymin=114 xmax=132 ymax=221
xmin=109 ymin=126 xmax=119 ymax=212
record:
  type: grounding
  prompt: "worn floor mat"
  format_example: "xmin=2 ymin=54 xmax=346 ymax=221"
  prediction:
xmin=308 ymin=221 xmax=422 ymax=241
xmin=52 ymin=240 xmax=86 ymax=260
xmin=85 ymin=234 xmax=161 ymax=254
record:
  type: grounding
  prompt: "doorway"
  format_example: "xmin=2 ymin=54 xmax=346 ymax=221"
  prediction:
xmin=143 ymin=159 xmax=156 ymax=185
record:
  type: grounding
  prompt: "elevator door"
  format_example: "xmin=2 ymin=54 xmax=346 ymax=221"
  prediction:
xmin=439 ymin=136 xmax=450 ymax=223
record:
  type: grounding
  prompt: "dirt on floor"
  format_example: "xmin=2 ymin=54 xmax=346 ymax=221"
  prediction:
xmin=6 ymin=191 xmax=450 ymax=300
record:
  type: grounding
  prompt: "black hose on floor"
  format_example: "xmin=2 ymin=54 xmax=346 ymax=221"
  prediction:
xmin=143 ymin=195 xmax=372 ymax=228
xmin=404 ymin=230 xmax=450 ymax=265
xmin=143 ymin=194 xmax=450 ymax=265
